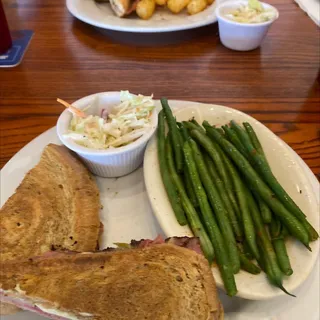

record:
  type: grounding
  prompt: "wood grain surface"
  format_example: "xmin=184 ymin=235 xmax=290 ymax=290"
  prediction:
xmin=0 ymin=0 xmax=319 ymax=177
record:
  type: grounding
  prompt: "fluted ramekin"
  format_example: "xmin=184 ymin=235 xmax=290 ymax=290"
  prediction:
xmin=57 ymin=92 xmax=158 ymax=178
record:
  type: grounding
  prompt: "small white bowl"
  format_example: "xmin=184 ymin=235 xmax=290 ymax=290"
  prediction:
xmin=216 ymin=0 xmax=279 ymax=51
xmin=57 ymin=92 xmax=158 ymax=178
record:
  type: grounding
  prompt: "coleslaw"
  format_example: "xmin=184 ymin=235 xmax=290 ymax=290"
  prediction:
xmin=225 ymin=0 xmax=276 ymax=23
xmin=59 ymin=91 xmax=155 ymax=150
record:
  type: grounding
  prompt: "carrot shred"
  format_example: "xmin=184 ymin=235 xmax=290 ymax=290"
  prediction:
xmin=57 ymin=98 xmax=86 ymax=118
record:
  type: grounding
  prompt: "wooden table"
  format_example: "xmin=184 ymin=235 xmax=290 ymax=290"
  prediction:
xmin=1 ymin=0 xmax=319 ymax=177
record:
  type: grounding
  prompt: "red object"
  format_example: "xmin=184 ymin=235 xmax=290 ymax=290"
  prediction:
xmin=0 ymin=0 xmax=12 ymax=54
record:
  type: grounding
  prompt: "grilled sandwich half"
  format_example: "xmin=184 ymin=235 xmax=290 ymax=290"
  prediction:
xmin=0 ymin=237 xmax=223 ymax=320
xmin=0 ymin=144 xmax=101 ymax=314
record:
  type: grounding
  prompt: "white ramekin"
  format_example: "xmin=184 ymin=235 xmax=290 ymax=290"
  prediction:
xmin=57 ymin=92 xmax=158 ymax=178
xmin=216 ymin=0 xmax=279 ymax=51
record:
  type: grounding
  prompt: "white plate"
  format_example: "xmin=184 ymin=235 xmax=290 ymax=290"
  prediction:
xmin=144 ymin=101 xmax=320 ymax=300
xmin=66 ymin=0 xmax=218 ymax=33
xmin=0 ymin=103 xmax=319 ymax=320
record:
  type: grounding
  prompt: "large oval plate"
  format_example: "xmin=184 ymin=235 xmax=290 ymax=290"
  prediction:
xmin=144 ymin=100 xmax=319 ymax=300
xmin=66 ymin=0 xmax=217 ymax=33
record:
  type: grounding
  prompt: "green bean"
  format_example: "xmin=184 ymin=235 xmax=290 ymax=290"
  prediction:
xmin=188 ymin=129 xmax=230 ymax=186
xmin=246 ymin=122 xmax=318 ymax=241
xmin=157 ymin=111 xmax=187 ymax=225
xmin=203 ymin=153 xmax=243 ymax=241
xmin=207 ymin=139 xmax=259 ymax=259
xmin=272 ymin=238 xmax=293 ymax=276
xmin=176 ymin=126 xmax=199 ymax=207
xmin=182 ymin=121 xmax=206 ymax=133
xmin=190 ymin=119 xmax=205 ymax=130
xmin=178 ymin=122 xmax=190 ymax=140
xmin=230 ymin=121 xmax=318 ymax=242
xmin=183 ymin=141 xmax=237 ymax=296
xmin=204 ymin=124 xmax=310 ymax=249
xmin=216 ymin=127 xmax=225 ymax=136
xmin=258 ymin=238 xmax=295 ymax=297
xmin=239 ymin=254 xmax=261 ymax=275
xmin=270 ymin=215 xmax=281 ymax=237
xmin=221 ymin=123 xmax=272 ymax=225
xmin=165 ymin=137 xmax=214 ymax=263
xmin=244 ymin=188 xmax=294 ymax=295
xmin=183 ymin=172 xmax=199 ymax=208
xmin=281 ymin=225 xmax=289 ymax=238
xmin=243 ymin=122 xmax=267 ymax=160
xmin=188 ymin=129 xmax=240 ymax=217
xmin=229 ymin=170 xmax=260 ymax=259
xmin=161 ymin=98 xmax=183 ymax=172
xmin=222 ymin=125 xmax=247 ymax=157
xmin=189 ymin=139 xmax=240 ymax=274
xmin=256 ymin=194 xmax=272 ymax=224
xmin=242 ymin=240 xmax=254 ymax=260
xmin=270 ymin=217 xmax=293 ymax=276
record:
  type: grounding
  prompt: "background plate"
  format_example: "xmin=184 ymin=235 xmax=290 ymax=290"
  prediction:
xmin=144 ymin=101 xmax=320 ymax=301
xmin=66 ymin=0 xmax=218 ymax=33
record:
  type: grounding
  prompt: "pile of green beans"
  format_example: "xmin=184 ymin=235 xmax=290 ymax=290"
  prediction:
xmin=158 ymin=98 xmax=318 ymax=297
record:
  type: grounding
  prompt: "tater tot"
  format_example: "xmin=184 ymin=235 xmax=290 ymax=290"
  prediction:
xmin=136 ymin=0 xmax=156 ymax=19
xmin=187 ymin=0 xmax=207 ymax=15
xmin=167 ymin=0 xmax=190 ymax=14
xmin=207 ymin=0 xmax=214 ymax=5
xmin=155 ymin=0 xmax=167 ymax=5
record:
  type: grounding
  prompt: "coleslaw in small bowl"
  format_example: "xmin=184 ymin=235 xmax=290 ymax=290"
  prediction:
xmin=61 ymin=91 xmax=155 ymax=150
xmin=57 ymin=91 xmax=158 ymax=178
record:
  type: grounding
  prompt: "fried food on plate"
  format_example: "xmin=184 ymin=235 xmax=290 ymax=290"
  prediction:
xmin=101 ymin=0 xmax=213 ymax=18
xmin=187 ymin=0 xmax=207 ymax=15
xmin=109 ymin=0 xmax=139 ymax=17
xmin=136 ymin=0 xmax=156 ymax=20
xmin=167 ymin=0 xmax=190 ymax=14
xmin=155 ymin=0 xmax=167 ymax=5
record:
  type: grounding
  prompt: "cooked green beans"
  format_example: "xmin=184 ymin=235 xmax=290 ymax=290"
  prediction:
xmin=189 ymin=139 xmax=240 ymax=274
xmin=161 ymin=98 xmax=184 ymax=172
xmin=240 ymin=253 xmax=261 ymax=275
xmin=222 ymin=153 xmax=260 ymax=260
xmin=270 ymin=217 xmax=293 ymax=276
xmin=256 ymin=194 xmax=272 ymax=224
xmin=243 ymin=122 xmax=267 ymax=160
xmin=230 ymin=121 xmax=318 ymax=242
xmin=165 ymin=137 xmax=214 ymax=262
xmin=202 ymin=135 xmax=259 ymax=259
xmin=222 ymin=125 xmax=247 ymax=157
xmin=183 ymin=120 xmax=206 ymax=133
xmin=183 ymin=171 xmax=199 ymax=208
xmin=158 ymin=111 xmax=187 ymax=225
xmin=183 ymin=141 xmax=237 ymax=296
xmin=203 ymin=153 xmax=243 ymax=241
xmin=157 ymin=101 xmax=318 ymax=296
xmin=177 ymin=125 xmax=198 ymax=207
xmin=245 ymin=190 xmax=289 ymax=294
xmin=188 ymin=129 xmax=240 ymax=219
xmin=188 ymin=129 xmax=230 ymax=185
xmin=258 ymin=238 xmax=295 ymax=297
xmin=204 ymin=124 xmax=310 ymax=249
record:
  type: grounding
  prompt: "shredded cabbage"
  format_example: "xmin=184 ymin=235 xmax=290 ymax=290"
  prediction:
xmin=225 ymin=0 xmax=276 ymax=23
xmin=63 ymin=91 xmax=155 ymax=150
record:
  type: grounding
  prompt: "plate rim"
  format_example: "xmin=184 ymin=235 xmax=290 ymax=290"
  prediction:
xmin=143 ymin=99 xmax=320 ymax=300
xmin=66 ymin=0 xmax=218 ymax=33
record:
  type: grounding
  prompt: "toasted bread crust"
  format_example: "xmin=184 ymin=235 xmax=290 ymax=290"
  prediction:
xmin=0 ymin=244 xmax=223 ymax=320
xmin=0 ymin=144 xmax=101 ymax=262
